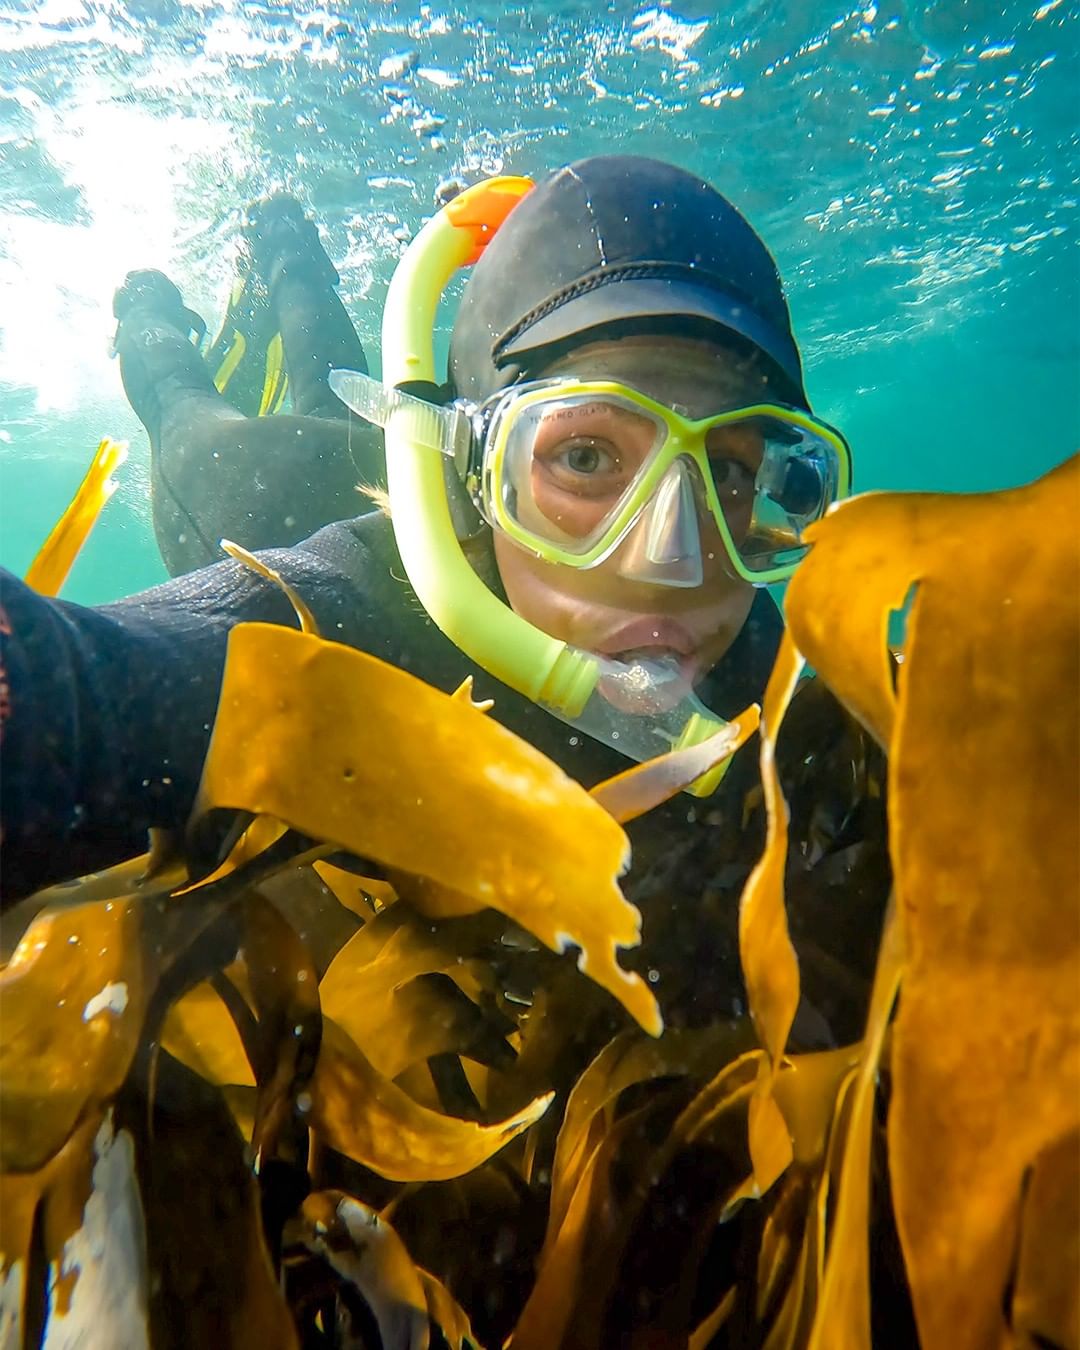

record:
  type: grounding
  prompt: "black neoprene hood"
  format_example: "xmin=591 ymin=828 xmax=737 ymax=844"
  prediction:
xmin=448 ymin=155 xmax=807 ymax=407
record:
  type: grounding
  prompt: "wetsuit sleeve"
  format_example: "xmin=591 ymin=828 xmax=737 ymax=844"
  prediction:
xmin=0 ymin=516 xmax=406 ymax=905
xmin=0 ymin=569 xmax=225 ymax=900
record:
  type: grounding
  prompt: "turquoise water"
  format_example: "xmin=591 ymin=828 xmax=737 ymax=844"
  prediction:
xmin=0 ymin=0 xmax=1076 ymax=605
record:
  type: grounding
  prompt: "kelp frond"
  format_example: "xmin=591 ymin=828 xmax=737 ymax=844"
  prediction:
xmin=3 ymin=457 xmax=1077 ymax=1349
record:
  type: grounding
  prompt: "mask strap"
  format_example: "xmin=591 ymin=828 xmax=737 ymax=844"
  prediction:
xmin=395 ymin=379 xmax=455 ymax=407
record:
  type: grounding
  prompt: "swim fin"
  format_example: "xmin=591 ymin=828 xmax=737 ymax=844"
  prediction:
xmin=205 ymin=268 xmax=289 ymax=418
xmin=207 ymin=195 xmax=340 ymax=418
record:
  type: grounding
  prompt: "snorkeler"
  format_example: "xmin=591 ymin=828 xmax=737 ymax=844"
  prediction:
xmin=112 ymin=195 xmax=384 ymax=575
xmin=0 ymin=156 xmax=886 ymax=1041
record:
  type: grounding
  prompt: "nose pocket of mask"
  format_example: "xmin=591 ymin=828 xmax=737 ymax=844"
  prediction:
xmin=616 ymin=459 xmax=704 ymax=587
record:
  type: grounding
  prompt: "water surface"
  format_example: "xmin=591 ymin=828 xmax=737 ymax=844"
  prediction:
xmin=1 ymin=0 xmax=1075 ymax=602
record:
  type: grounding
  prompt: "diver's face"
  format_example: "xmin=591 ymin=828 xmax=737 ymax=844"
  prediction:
xmin=492 ymin=335 xmax=768 ymax=687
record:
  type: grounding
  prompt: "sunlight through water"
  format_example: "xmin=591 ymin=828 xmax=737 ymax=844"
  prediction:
xmin=0 ymin=0 xmax=1076 ymax=599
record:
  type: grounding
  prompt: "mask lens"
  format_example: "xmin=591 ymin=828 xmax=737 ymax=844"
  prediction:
xmin=738 ymin=424 xmax=838 ymax=572
xmin=489 ymin=387 xmax=846 ymax=580
xmin=497 ymin=393 xmax=666 ymax=554
xmin=705 ymin=421 xmax=765 ymax=546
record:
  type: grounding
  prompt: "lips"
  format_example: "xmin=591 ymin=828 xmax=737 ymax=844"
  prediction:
xmin=593 ymin=616 xmax=697 ymax=660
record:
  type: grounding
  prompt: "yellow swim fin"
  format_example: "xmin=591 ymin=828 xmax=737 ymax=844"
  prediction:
xmin=206 ymin=273 xmax=289 ymax=418
xmin=258 ymin=330 xmax=289 ymax=415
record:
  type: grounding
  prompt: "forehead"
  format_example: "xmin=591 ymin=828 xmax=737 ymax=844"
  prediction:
xmin=537 ymin=335 xmax=767 ymax=417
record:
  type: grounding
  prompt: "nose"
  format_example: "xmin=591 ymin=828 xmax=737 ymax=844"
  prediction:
xmin=616 ymin=459 xmax=704 ymax=588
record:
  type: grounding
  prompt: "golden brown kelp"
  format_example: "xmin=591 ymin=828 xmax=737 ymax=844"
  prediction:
xmin=0 ymin=859 xmax=298 ymax=1346
xmin=22 ymin=437 xmax=127 ymax=597
xmin=711 ymin=456 xmax=1079 ymax=1350
xmin=3 ymin=458 xmax=1077 ymax=1348
xmin=783 ymin=459 xmax=1080 ymax=1350
xmin=0 ymin=575 xmax=730 ymax=1342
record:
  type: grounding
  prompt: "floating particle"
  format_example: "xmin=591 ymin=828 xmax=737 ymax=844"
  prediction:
xmin=379 ymin=50 xmax=418 ymax=80
xmin=417 ymin=66 xmax=461 ymax=88
xmin=979 ymin=41 xmax=1016 ymax=59
xmin=411 ymin=111 xmax=447 ymax=137
xmin=434 ymin=176 xmax=469 ymax=206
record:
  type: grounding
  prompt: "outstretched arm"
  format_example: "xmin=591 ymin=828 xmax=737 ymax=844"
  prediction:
xmin=0 ymin=516 xmax=406 ymax=905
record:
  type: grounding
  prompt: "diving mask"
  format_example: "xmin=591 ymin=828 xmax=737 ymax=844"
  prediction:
xmin=341 ymin=377 xmax=850 ymax=587
xmin=482 ymin=381 xmax=850 ymax=585
xmin=329 ymin=176 xmax=851 ymax=794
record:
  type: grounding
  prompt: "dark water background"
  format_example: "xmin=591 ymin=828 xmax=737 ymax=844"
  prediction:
xmin=1 ymin=0 xmax=1076 ymax=603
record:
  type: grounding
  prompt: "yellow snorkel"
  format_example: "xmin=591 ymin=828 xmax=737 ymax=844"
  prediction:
xmin=330 ymin=177 xmax=733 ymax=795
xmin=379 ymin=178 xmax=599 ymax=718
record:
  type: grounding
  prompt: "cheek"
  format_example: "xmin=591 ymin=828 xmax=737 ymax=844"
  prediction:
xmin=493 ymin=532 xmax=578 ymax=642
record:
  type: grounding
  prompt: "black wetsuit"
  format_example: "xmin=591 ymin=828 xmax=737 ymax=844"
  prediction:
xmin=0 ymin=512 xmax=777 ymax=890
xmin=113 ymin=224 xmax=384 ymax=576
xmin=3 ymin=207 xmax=890 ymax=1042
xmin=0 ymin=512 xmax=889 ymax=1044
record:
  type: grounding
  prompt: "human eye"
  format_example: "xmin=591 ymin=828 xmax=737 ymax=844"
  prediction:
xmin=537 ymin=436 xmax=628 ymax=497
xmin=557 ymin=438 xmax=617 ymax=476
xmin=706 ymin=424 xmax=764 ymax=496
xmin=709 ymin=456 xmax=756 ymax=496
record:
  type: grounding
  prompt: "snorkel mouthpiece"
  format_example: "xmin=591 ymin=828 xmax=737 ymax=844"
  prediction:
xmin=334 ymin=175 xmax=733 ymax=794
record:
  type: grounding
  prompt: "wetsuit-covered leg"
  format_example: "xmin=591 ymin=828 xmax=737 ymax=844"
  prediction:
xmin=114 ymin=243 xmax=380 ymax=576
xmin=244 ymin=196 xmax=386 ymax=503
xmin=244 ymin=194 xmax=369 ymax=420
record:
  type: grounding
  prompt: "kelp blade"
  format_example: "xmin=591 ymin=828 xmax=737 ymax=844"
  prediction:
xmin=24 ymin=437 xmax=127 ymax=597
xmin=785 ymin=457 xmax=1080 ymax=1350
xmin=739 ymin=630 xmax=804 ymax=1192
xmin=193 ymin=623 xmax=661 ymax=1035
